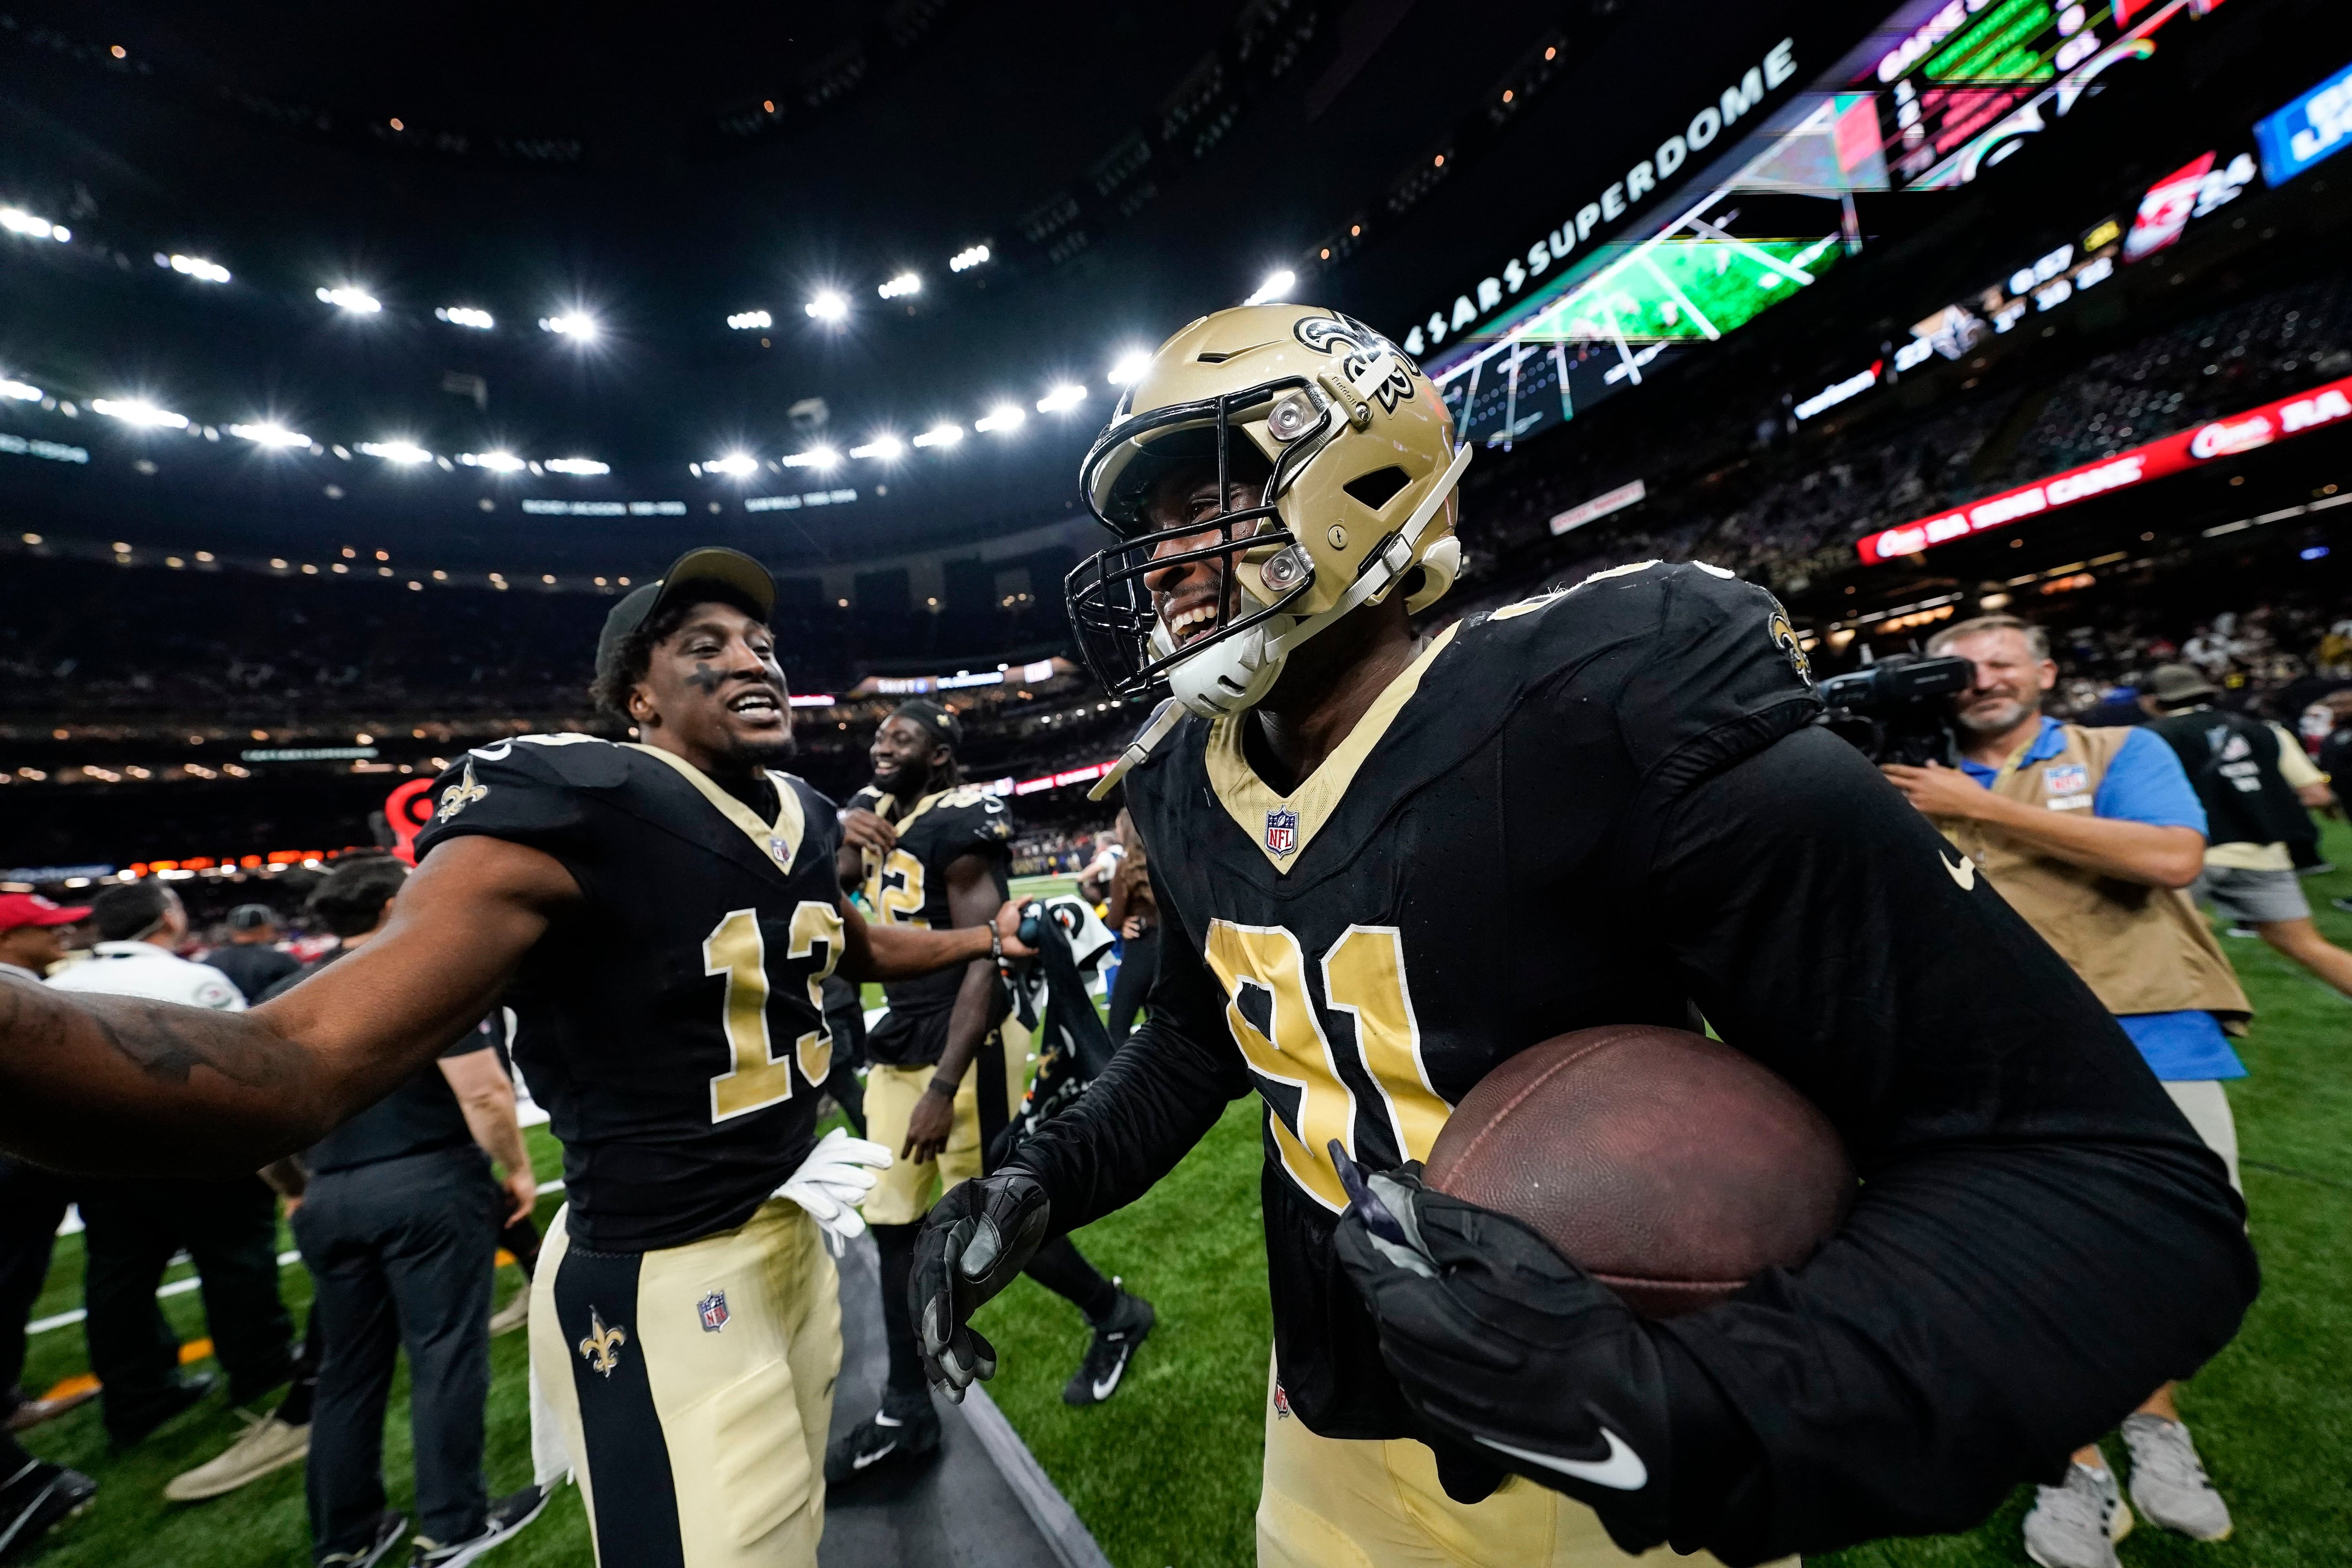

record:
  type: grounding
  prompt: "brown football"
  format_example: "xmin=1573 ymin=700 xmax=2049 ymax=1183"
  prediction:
xmin=1423 ymin=1025 xmax=1853 ymax=1318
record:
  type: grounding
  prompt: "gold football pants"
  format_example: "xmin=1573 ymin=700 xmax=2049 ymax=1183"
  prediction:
xmin=1256 ymin=1355 xmax=1774 ymax=1568
xmin=858 ymin=1020 xmax=1030 ymax=1226
xmin=533 ymin=1198 xmax=840 ymax=1568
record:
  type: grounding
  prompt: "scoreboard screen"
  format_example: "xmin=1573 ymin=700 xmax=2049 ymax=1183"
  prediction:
xmin=1865 ymin=0 xmax=2226 ymax=190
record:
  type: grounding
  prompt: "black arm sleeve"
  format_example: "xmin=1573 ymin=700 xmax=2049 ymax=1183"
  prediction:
xmin=1633 ymin=725 xmax=2257 ymax=1559
xmin=1003 ymin=875 xmax=1253 ymax=1231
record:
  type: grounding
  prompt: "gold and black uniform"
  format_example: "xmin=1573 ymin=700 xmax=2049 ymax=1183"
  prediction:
xmin=846 ymin=783 xmax=1014 ymax=1068
xmin=1002 ymin=562 xmax=2253 ymax=1560
xmin=414 ymin=735 xmax=849 ymax=1568
xmin=845 ymin=783 xmax=1021 ymax=1226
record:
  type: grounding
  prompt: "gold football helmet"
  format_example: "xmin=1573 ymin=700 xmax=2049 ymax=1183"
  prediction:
xmin=1069 ymin=304 xmax=1470 ymax=790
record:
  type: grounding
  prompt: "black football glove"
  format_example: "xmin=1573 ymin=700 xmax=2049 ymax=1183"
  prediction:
xmin=913 ymin=1169 xmax=1051 ymax=1401
xmin=1331 ymin=1160 xmax=1677 ymax=1551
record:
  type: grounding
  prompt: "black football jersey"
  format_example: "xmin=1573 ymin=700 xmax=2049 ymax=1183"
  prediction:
xmin=848 ymin=783 xmax=1013 ymax=1065
xmin=1112 ymin=561 xmax=1821 ymax=1430
xmin=1008 ymin=561 xmax=2250 ymax=1552
xmin=413 ymin=735 xmax=848 ymax=1251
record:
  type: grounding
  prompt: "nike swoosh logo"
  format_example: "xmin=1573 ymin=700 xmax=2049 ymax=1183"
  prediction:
xmin=852 ymin=1441 xmax=899 ymax=1470
xmin=1942 ymin=852 xmax=1977 ymax=891
xmin=1091 ymin=1348 xmax=1132 ymax=1401
xmin=1476 ymin=1427 xmax=1649 ymax=1491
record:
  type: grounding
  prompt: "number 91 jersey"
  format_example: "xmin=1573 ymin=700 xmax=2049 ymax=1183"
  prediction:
xmin=1119 ymin=561 xmax=1820 ymax=1434
xmin=414 ymin=734 xmax=848 ymax=1253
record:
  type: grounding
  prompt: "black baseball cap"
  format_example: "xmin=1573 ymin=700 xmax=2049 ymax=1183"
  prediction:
xmin=595 ymin=547 xmax=777 ymax=686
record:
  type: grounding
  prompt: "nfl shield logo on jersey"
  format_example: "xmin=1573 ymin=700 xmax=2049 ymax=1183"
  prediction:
xmin=698 ymin=1291 xmax=730 ymax=1333
xmin=1264 ymin=808 xmax=1299 ymax=858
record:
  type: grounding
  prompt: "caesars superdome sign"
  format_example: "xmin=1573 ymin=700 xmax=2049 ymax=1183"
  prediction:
xmin=1400 ymin=37 xmax=1803 ymax=360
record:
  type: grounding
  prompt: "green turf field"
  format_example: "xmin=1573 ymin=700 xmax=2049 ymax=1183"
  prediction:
xmin=14 ymin=844 xmax=2351 ymax=1566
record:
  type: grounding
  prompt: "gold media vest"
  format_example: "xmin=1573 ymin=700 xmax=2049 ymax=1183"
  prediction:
xmin=1934 ymin=724 xmax=2249 ymax=1026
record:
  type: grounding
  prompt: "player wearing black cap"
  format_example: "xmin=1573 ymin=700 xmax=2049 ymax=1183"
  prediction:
xmin=0 ymin=547 xmax=1030 ymax=1568
xmin=825 ymin=700 xmax=1151 ymax=1483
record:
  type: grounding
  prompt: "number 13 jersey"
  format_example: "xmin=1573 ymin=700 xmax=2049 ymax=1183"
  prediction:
xmin=415 ymin=735 xmax=847 ymax=1252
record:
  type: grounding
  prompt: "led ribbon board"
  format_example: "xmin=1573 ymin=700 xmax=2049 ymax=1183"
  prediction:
xmin=2254 ymin=60 xmax=2352 ymax=187
xmin=1855 ymin=373 xmax=2352 ymax=563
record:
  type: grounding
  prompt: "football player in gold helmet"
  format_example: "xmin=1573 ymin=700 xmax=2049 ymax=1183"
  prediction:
xmin=918 ymin=305 xmax=2253 ymax=1566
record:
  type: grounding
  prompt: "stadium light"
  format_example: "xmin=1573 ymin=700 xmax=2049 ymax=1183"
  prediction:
xmin=849 ymin=435 xmax=905 ymax=461
xmin=1036 ymin=384 xmax=1088 ymax=414
xmin=159 ymin=253 xmax=231 ymax=284
xmin=358 ymin=440 xmax=433 ymax=464
xmin=460 ymin=451 xmax=525 ymax=472
xmin=539 ymin=313 xmax=598 ymax=339
xmin=1243 ymin=269 xmax=1296 ymax=306
xmin=912 ymin=423 xmax=963 ymax=448
xmin=707 ymin=453 xmax=759 ymax=478
xmin=949 ymin=243 xmax=991 ymax=273
xmin=435 ymin=306 xmax=494 ymax=330
xmin=878 ymin=272 xmax=921 ymax=300
xmin=727 ymin=309 xmax=773 ymax=331
xmin=1106 ymin=350 xmax=1152 ymax=386
xmin=975 ymin=404 xmax=1025 ymax=433
xmin=0 ymin=207 xmax=68 ymax=242
xmin=545 ymin=457 xmax=609 ymax=476
xmin=805 ymin=290 xmax=849 ymax=323
xmin=229 ymin=422 xmax=310 ymax=448
xmin=316 ymin=286 xmax=382 ymax=313
xmin=0 ymin=379 xmax=40 ymax=402
xmin=781 ymin=447 xmax=840 ymax=470
xmin=92 ymin=398 xmax=190 ymax=429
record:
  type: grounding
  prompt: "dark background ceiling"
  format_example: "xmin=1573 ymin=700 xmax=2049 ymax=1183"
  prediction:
xmin=0 ymin=0 xmax=1938 ymax=566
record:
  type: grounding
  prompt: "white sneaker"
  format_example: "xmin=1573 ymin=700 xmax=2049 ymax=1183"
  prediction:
xmin=2122 ymin=1412 xmax=2233 ymax=1540
xmin=2022 ymin=1458 xmax=2132 ymax=1568
xmin=162 ymin=1411 xmax=310 ymax=1502
xmin=487 ymin=1288 xmax=530 ymax=1337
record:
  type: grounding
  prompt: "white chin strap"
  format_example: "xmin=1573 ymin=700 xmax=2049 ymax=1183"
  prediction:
xmin=1089 ymin=438 xmax=1472 ymax=803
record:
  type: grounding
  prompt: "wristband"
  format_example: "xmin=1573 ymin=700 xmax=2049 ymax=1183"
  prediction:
xmin=927 ymin=1076 xmax=961 ymax=1099
xmin=990 ymin=924 xmax=1003 ymax=963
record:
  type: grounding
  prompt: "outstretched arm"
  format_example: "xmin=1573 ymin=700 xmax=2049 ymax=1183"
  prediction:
xmin=0 ymin=835 xmax=576 ymax=1176
xmin=838 ymin=897 xmax=1026 ymax=982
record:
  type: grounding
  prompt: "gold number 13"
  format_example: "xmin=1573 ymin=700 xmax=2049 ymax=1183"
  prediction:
xmin=1203 ymin=921 xmax=1450 ymax=1212
xmin=705 ymin=902 xmax=843 ymax=1122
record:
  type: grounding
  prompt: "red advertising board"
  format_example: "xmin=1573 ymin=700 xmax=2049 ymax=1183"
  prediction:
xmin=1857 ymin=374 xmax=2352 ymax=565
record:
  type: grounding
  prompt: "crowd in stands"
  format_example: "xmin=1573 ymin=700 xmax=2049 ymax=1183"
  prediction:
xmin=1443 ymin=271 xmax=2352 ymax=616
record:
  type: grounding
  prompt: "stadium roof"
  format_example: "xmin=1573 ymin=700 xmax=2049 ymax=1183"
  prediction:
xmin=0 ymin=0 xmax=1906 ymax=567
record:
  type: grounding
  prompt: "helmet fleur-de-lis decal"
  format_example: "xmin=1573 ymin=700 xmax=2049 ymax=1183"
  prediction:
xmin=577 ymin=1306 xmax=628 ymax=1377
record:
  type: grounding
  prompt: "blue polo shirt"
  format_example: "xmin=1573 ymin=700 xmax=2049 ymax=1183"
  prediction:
xmin=1963 ymin=717 xmax=2245 ymax=1081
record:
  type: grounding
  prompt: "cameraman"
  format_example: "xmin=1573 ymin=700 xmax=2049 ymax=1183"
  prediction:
xmin=1881 ymin=614 xmax=2247 ymax=1565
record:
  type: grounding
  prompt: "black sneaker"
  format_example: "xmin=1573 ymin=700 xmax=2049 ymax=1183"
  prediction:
xmin=1063 ymin=1290 xmax=1154 ymax=1406
xmin=824 ymin=1397 xmax=940 ymax=1484
xmin=107 ymin=1372 xmax=218 ymax=1450
xmin=407 ymin=1485 xmax=550 ymax=1567
xmin=0 ymin=1457 xmax=95 ymax=1562
xmin=317 ymin=1510 xmax=407 ymax=1568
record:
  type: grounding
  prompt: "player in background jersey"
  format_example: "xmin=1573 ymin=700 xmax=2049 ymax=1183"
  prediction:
xmin=912 ymin=307 xmax=2257 ymax=1567
xmin=0 ymin=548 xmax=1030 ymax=1568
xmin=826 ymin=701 xmax=1152 ymax=1484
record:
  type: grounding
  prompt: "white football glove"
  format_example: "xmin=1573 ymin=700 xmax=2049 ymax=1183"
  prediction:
xmin=776 ymin=1127 xmax=893 ymax=1256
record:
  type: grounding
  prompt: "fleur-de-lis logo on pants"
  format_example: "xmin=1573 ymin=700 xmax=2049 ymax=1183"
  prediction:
xmin=577 ymin=1306 xmax=628 ymax=1377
